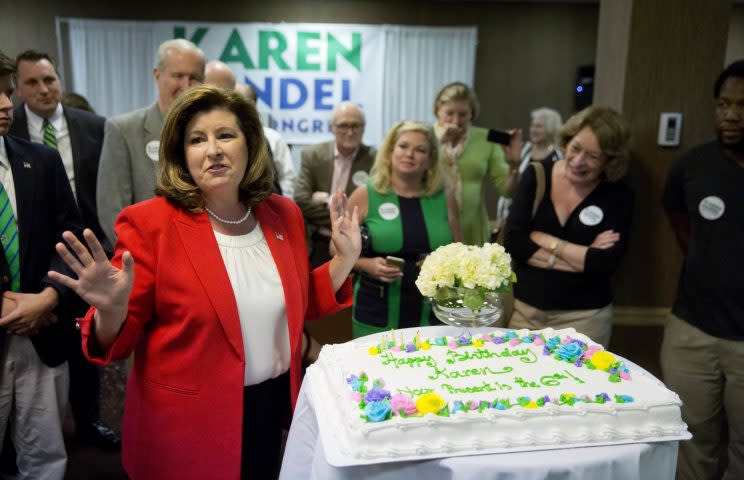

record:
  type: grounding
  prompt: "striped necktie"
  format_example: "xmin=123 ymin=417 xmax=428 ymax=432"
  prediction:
xmin=0 ymin=183 xmax=20 ymax=292
xmin=43 ymin=119 xmax=58 ymax=149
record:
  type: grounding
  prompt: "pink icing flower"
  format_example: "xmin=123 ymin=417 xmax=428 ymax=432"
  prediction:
xmin=351 ymin=392 xmax=363 ymax=403
xmin=582 ymin=345 xmax=604 ymax=360
xmin=467 ymin=401 xmax=478 ymax=410
xmin=390 ymin=394 xmax=418 ymax=416
xmin=620 ymin=371 xmax=632 ymax=381
xmin=448 ymin=340 xmax=458 ymax=349
xmin=533 ymin=337 xmax=545 ymax=346
xmin=392 ymin=346 xmax=402 ymax=352
xmin=508 ymin=337 xmax=521 ymax=347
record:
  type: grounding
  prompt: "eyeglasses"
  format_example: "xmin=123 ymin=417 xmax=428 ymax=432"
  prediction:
xmin=334 ymin=123 xmax=364 ymax=133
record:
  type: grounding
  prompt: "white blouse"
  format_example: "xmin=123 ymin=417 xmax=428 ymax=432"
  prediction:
xmin=214 ymin=224 xmax=289 ymax=386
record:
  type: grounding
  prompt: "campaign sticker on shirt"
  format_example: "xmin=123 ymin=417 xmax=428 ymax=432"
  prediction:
xmin=579 ymin=205 xmax=604 ymax=226
xmin=351 ymin=170 xmax=369 ymax=186
xmin=698 ymin=196 xmax=725 ymax=220
xmin=378 ymin=202 xmax=400 ymax=221
xmin=146 ymin=140 xmax=160 ymax=161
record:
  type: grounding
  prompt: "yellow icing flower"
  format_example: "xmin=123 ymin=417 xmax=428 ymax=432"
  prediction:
xmin=524 ymin=402 xmax=538 ymax=409
xmin=368 ymin=346 xmax=380 ymax=355
xmin=416 ymin=393 xmax=446 ymax=415
xmin=420 ymin=342 xmax=431 ymax=350
xmin=590 ymin=351 xmax=617 ymax=370
xmin=472 ymin=340 xmax=484 ymax=347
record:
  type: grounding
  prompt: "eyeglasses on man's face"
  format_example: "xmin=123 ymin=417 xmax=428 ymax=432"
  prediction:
xmin=333 ymin=122 xmax=364 ymax=133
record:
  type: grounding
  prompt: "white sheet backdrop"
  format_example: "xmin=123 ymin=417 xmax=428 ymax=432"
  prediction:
xmin=58 ymin=18 xmax=476 ymax=146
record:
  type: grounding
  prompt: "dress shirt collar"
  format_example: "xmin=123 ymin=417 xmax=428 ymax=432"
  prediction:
xmin=25 ymin=102 xmax=63 ymax=134
xmin=0 ymin=137 xmax=7 ymax=169
xmin=333 ymin=143 xmax=358 ymax=162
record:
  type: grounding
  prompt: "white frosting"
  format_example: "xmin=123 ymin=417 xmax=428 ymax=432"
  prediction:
xmin=308 ymin=327 xmax=689 ymax=460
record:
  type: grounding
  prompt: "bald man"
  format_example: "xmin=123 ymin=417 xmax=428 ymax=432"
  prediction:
xmin=205 ymin=60 xmax=236 ymax=90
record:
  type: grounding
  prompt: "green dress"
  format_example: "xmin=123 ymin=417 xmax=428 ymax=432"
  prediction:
xmin=448 ymin=126 xmax=510 ymax=246
xmin=352 ymin=183 xmax=453 ymax=338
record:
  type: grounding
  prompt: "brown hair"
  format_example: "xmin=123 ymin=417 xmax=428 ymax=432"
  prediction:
xmin=371 ymin=120 xmax=442 ymax=196
xmin=0 ymin=51 xmax=16 ymax=75
xmin=433 ymin=81 xmax=480 ymax=121
xmin=156 ymin=84 xmax=274 ymax=211
xmin=557 ymin=106 xmax=631 ymax=182
xmin=15 ymin=50 xmax=58 ymax=73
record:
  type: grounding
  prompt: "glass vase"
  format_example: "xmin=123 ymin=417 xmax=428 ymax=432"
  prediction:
xmin=431 ymin=289 xmax=504 ymax=328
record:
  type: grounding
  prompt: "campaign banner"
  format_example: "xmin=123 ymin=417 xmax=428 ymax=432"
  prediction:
xmin=155 ymin=22 xmax=385 ymax=145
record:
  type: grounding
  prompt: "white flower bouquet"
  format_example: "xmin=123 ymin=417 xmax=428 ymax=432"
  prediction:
xmin=416 ymin=242 xmax=516 ymax=313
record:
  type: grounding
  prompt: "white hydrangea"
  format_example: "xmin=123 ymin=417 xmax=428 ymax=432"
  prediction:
xmin=415 ymin=242 xmax=515 ymax=298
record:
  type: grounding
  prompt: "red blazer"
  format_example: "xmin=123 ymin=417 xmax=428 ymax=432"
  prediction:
xmin=80 ymin=195 xmax=352 ymax=480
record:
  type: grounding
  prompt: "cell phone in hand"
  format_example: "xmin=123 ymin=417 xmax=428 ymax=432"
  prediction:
xmin=487 ymin=129 xmax=512 ymax=145
xmin=385 ymin=256 xmax=405 ymax=270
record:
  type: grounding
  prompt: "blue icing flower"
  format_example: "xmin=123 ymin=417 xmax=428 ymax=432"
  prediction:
xmin=521 ymin=336 xmax=533 ymax=343
xmin=494 ymin=402 xmax=507 ymax=411
xmin=364 ymin=399 xmax=392 ymax=422
xmin=434 ymin=337 xmax=447 ymax=346
xmin=458 ymin=336 xmax=472 ymax=346
xmin=452 ymin=401 xmax=465 ymax=413
xmin=617 ymin=395 xmax=634 ymax=403
xmin=546 ymin=336 xmax=561 ymax=349
xmin=364 ymin=386 xmax=392 ymax=403
xmin=346 ymin=375 xmax=362 ymax=391
xmin=556 ymin=342 xmax=583 ymax=362
xmin=567 ymin=338 xmax=587 ymax=349
xmin=503 ymin=331 xmax=517 ymax=340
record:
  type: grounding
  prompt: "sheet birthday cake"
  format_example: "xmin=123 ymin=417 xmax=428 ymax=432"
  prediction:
xmin=308 ymin=327 xmax=689 ymax=461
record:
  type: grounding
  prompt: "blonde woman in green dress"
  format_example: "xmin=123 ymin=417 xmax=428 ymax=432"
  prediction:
xmin=434 ymin=82 xmax=522 ymax=245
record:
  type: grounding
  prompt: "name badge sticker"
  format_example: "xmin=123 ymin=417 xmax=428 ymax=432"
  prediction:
xmin=579 ymin=205 xmax=604 ymax=226
xmin=378 ymin=202 xmax=400 ymax=221
xmin=352 ymin=170 xmax=369 ymax=187
xmin=146 ymin=140 xmax=160 ymax=161
xmin=698 ymin=196 xmax=725 ymax=220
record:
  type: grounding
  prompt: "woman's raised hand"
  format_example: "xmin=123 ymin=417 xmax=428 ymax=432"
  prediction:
xmin=330 ymin=189 xmax=361 ymax=265
xmin=48 ymin=229 xmax=134 ymax=315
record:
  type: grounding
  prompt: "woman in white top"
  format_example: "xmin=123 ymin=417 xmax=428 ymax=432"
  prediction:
xmin=50 ymin=85 xmax=361 ymax=480
xmin=495 ymin=107 xmax=563 ymax=236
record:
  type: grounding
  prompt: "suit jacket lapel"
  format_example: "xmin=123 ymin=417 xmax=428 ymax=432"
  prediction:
xmin=144 ymin=103 xmax=164 ymax=137
xmin=254 ymin=201 xmax=303 ymax=344
xmin=173 ymin=209 xmax=244 ymax=359
xmin=64 ymin=107 xmax=84 ymax=194
xmin=5 ymin=137 xmax=34 ymax=272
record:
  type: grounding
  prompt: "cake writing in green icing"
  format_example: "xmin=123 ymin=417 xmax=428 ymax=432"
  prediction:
xmin=368 ymin=330 xmax=632 ymax=383
xmin=345 ymin=372 xmax=635 ymax=423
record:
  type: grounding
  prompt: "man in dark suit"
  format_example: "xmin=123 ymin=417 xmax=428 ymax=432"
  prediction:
xmin=9 ymin=50 xmax=120 ymax=451
xmin=0 ymin=50 xmax=82 ymax=480
xmin=295 ymin=101 xmax=376 ymax=268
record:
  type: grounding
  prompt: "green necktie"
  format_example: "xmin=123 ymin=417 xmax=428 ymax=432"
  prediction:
xmin=43 ymin=119 xmax=58 ymax=149
xmin=0 ymin=183 xmax=20 ymax=292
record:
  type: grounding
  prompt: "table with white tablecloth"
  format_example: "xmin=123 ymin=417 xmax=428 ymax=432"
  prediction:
xmin=279 ymin=326 xmax=680 ymax=480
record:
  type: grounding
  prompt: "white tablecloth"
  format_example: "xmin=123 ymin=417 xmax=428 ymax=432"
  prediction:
xmin=280 ymin=326 xmax=679 ymax=480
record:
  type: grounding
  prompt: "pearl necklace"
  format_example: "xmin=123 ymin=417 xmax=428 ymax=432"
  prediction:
xmin=204 ymin=205 xmax=252 ymax=225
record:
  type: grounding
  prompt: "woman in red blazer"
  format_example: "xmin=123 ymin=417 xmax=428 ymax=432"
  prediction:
xmin=50 ymin=85 xmax=360 ymax=479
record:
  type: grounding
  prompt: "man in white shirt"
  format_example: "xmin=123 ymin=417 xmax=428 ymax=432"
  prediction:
xmin=9 ymin=49 xmax=120 ymax=452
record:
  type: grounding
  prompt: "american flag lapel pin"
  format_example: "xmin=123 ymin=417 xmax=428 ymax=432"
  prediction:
xmin=23 ymin=162 xmax=31 ymax=169
xmin=275 ymin=232 xmax=284 ymax=241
